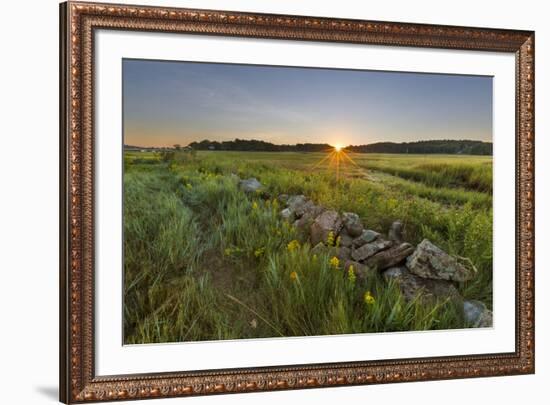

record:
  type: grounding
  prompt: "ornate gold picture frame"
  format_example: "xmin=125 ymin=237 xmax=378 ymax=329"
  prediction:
xmin=60 ymin=1 xmax=535 ymax=402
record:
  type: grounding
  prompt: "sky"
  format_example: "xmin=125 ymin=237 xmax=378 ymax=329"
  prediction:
xmin=123 ymin=59 xmax=493 ymax=148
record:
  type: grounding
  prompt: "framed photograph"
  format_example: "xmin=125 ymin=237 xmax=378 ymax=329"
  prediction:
xmin=59 ymin=1 xmax=535 ymax=402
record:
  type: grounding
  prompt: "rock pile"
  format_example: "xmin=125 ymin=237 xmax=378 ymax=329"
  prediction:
xmin=238 ymin=178 xmax=263 ymax=194
xmin=277 ymin=192 xmax=493 ymax=328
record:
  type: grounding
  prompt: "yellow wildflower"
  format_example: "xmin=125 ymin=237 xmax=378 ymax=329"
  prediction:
xmin=224 ymin=248 xmax=233 ymax=256
xmin=387 ymin=198 xmax=398 ymax=209
xmin=290 ymin=271 xmax=298 ymax=281
xmin=287 ymin=239 xmax=300 ymax=252
xmin=254 ymin=247 xmax=265 ymax=258
xmin=252 ymin=201 xmax=259 ymax=210
xmin=329 ymin=256 xmax=340 ymax=269
xmin=347 ymin=265 xmax=356 ymax=284
xmin=326 ymin=231 xmax=335 ymax=246
xmin=335 ymin=236 xmax=341 ymax=247
xmin=364 ymin=291 xmax=375 ymax=305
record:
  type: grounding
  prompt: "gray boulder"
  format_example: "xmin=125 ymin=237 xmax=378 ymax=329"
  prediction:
xmin=304 ymin=204 xmax=325 ymax=221
xmin=310 ymin=210 xmax=343 ymax=246
xmin=463 ymin=300 xmax=493 ymax=328
xmin=336 ymin=247 xmax=351 ymax=261
xmin=383 ymin=266 xmax=406 ymax=279
xmin=365 ymin=242 xmax=414 ymax=271
xmin=352 ymin=229 xmax=380 ymax=248
xmin=287 ymin=195 xmax=309 ymax=218
xmin=293 ymin=216 xmax=310 ymax=232
xmin=280 ymin=208 xmax=293 ymax=222
xmin=310 ymin=243 xmax=350 ymax=262
xmin=388 ymin=221 xmax=404 ymax=243
xmin=344 ymin=260 xmax=375 ymax=282
xmin=239 ymin=177 xmax=263 ymax=193
xmin=294 ymin=204 xmax=325 ymax=232
xmin=342 ymin=212 xmax=364 ymax=237
xmin=406 ymin=239 xmax=475 ymax=282
xmin=383 ymin=266 xmax=461 ymax=303
xmin=295 ymin=200 xmax=315 ymax=218
xmin=351 ymin=239 xmax=392 ymax=262
xmin=337 ymin=229 xmax=354 ymax=248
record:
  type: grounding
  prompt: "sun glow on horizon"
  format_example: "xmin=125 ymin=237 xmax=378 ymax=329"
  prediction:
xmin=310 ymin=143 xmax=365 ymax=182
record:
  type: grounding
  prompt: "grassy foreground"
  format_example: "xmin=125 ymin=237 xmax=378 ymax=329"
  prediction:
xmin=123 ymin=151 xmax=493 ymax=344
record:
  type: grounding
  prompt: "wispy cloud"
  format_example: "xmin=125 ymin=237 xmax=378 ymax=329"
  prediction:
xmin=123 ymin=60 xmax=493 ymax=147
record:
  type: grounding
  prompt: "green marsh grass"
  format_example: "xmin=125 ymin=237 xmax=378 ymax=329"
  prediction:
xmin=123 ymin=151 xmax=491 ymax=343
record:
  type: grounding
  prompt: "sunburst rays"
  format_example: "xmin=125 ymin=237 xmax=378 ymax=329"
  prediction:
xmin=309 ymin=146 xmax=366 ymax=180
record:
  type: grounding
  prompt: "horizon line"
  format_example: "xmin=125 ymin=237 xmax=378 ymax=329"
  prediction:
xmin=124 ymin=138 xmax=493 ymax=149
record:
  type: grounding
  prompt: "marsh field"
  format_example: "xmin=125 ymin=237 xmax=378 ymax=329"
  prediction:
xmin=123 ymin=150 xmax=492 ymax=344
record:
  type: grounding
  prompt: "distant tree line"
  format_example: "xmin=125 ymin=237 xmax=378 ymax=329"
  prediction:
xmin=346 ymin=140 xmax=492 ymax=155
xmin=124 ymin=145 xmax=170 ymax=151
xmin=126 ymin=139 xmax=492 ymax=155
xmin=187 ymin=139 xmax=332 ymax=152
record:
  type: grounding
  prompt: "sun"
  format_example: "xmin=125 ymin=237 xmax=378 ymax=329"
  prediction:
xmin=309 ymin=142 xmax=365 ymax=182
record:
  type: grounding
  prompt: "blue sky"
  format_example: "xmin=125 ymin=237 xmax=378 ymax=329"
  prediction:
xmin=123 ymin=59 xmax=492 ymax=148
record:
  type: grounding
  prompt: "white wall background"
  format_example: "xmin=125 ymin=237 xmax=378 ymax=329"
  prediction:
xmin=0 ymin=0 xmax=546 ymax=404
